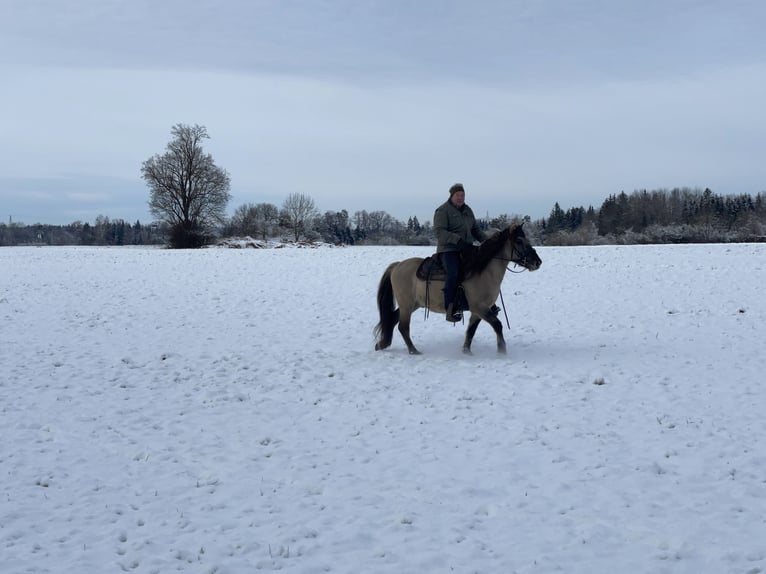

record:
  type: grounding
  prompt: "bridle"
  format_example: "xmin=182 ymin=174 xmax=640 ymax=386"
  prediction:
xmin=495 ymin=236 xmax=532 ymax=273
xmin=493 ymin=235 xmax=535 ymax=328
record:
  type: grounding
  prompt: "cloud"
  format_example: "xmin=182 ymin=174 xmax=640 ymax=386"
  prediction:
xmin=1 ymin=1 xmax=765 ymax=224
xmin=0 ymin=174 xmax=146 ymax=225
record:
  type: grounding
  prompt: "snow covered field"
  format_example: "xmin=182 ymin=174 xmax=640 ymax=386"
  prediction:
xmin=2 ymin=242 xmax=765 ymax=574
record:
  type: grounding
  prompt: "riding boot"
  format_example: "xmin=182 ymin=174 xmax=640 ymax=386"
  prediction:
xmin=445 ymin=302 xmax=462 ymax=322
xmin=441 ymin=251 xmax=462 ymax=322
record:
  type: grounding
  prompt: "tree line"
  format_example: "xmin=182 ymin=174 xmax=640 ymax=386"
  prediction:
xmin=3 ymin=124 xmax=764 ymax=247
xmin=540 ymin=187 xmax=766 ymax=245
xmin=0 ymin=217 xmax=169 ymax=247
xmin=224 ymin=199 xmax=434 ymax=246
xmin=3 ymin=186 xmax=766 ymax=247
xmin=0 ymin=205 xmax=432 ymax=247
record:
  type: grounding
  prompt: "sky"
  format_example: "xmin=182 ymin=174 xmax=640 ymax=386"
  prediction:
xmin=2 ymin=0 xmax=765 ymax=226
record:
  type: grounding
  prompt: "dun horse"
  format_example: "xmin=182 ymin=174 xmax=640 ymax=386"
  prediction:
xmin=374 ymin=224 xmax=542 ymax=355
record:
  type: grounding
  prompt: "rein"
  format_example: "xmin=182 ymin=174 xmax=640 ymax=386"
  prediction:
xmin=494 ymin=240 xmax=531 ymax=327
xmin=493 ymin=241 xmax=531 ymax=273
xmin=498 ymin=290 xmax=511 ymax=329
xmin=424 ymin=277 xmax=432 ymax=320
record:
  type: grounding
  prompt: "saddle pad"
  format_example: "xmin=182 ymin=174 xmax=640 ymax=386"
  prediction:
xmin=416 ymin=255 xmax=446 ymax=281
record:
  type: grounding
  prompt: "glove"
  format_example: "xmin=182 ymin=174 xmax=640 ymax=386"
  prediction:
xmin=458 ymin=239 xmax=473 ymax=257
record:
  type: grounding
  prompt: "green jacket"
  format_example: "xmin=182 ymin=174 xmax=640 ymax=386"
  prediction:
xmin=433 ymin=199 xmax=487 ymax=253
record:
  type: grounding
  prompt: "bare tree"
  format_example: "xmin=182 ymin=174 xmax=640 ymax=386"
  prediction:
xmin=142 ymin=124 xmax=231 ymax=248
xmin=281 ymin=193 xmax=317 ymax=242
xmin=230 ymin=203 xmax=259 ymax=237
xmin=231 ymin=202 xmax=280 ymax=239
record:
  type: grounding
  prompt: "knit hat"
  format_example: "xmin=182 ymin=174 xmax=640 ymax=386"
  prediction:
xmin=449 ymin=183 xmax=465 ymax=196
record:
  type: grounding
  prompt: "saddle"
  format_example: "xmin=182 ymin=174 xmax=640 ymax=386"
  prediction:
xmin=416 ymin=254 xmax=446 ymax=280
xmin=416 ymin=254 xmax=470 ymax=312
xmin=416 ymin=243 xmax=504 ymax=319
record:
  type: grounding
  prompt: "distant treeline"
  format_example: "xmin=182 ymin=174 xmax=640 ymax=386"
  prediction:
xmin=539 ymin=187 xmax=766 ymax=245
xmin=0 ymin=218 xmax=170 ymax=247
xmin=2 ymin=187 xmax=765 ymax=247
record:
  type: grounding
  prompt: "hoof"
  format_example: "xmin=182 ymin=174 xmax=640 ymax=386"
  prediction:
xmin=408 ymin=348 xmax=422 ymax=355
xmin=462 ymin=347 xmax=472 ymax=355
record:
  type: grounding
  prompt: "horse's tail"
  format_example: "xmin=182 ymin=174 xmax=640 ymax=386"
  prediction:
xmin=374 ymin=262 xmax=400 ymax=351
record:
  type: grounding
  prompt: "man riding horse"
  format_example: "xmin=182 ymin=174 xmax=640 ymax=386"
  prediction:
xmin=433 ymin=183 xmax=487 ymax=322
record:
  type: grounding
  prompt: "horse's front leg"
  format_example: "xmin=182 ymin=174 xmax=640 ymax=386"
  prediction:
xmin=462 ymin=313 xmax=506 ymax=355
xmin=487 ymin=314 xmax=507 ymax=354
xmin=462 ymin=314 xmax=482 ymax=355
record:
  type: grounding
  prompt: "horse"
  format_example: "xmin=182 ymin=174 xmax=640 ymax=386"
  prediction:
xmin=373 ymin=224 xmax=542 ymax=355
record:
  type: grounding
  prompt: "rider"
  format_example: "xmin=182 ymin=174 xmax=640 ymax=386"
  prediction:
xmin=433 ymin=183 xmax=487 ymax=322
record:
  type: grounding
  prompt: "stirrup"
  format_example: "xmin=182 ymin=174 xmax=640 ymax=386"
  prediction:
xmin=445 ymin=303 xmax=463 ymax=322
xmin=446 ymin=311 xmax=463 ymax=322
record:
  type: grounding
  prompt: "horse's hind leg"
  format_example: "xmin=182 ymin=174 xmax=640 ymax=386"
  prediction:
xmin=397 ymin=310 xmax=421 ymax=355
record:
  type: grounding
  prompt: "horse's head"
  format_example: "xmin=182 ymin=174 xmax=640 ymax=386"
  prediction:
xmin=509 ymin=224 xmax=542 ymax=271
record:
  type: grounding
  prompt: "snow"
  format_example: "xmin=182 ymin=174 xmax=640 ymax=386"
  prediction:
xmin=2 ymin=242 xmax=765 ymax=574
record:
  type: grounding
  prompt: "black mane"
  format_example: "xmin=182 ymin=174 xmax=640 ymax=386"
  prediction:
xmin=465 ymin=226 xmax=515 ymax=276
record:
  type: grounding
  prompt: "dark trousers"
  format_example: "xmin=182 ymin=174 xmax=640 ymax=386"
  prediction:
xmin=440 ymin=251 xmax=461 ymax=309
